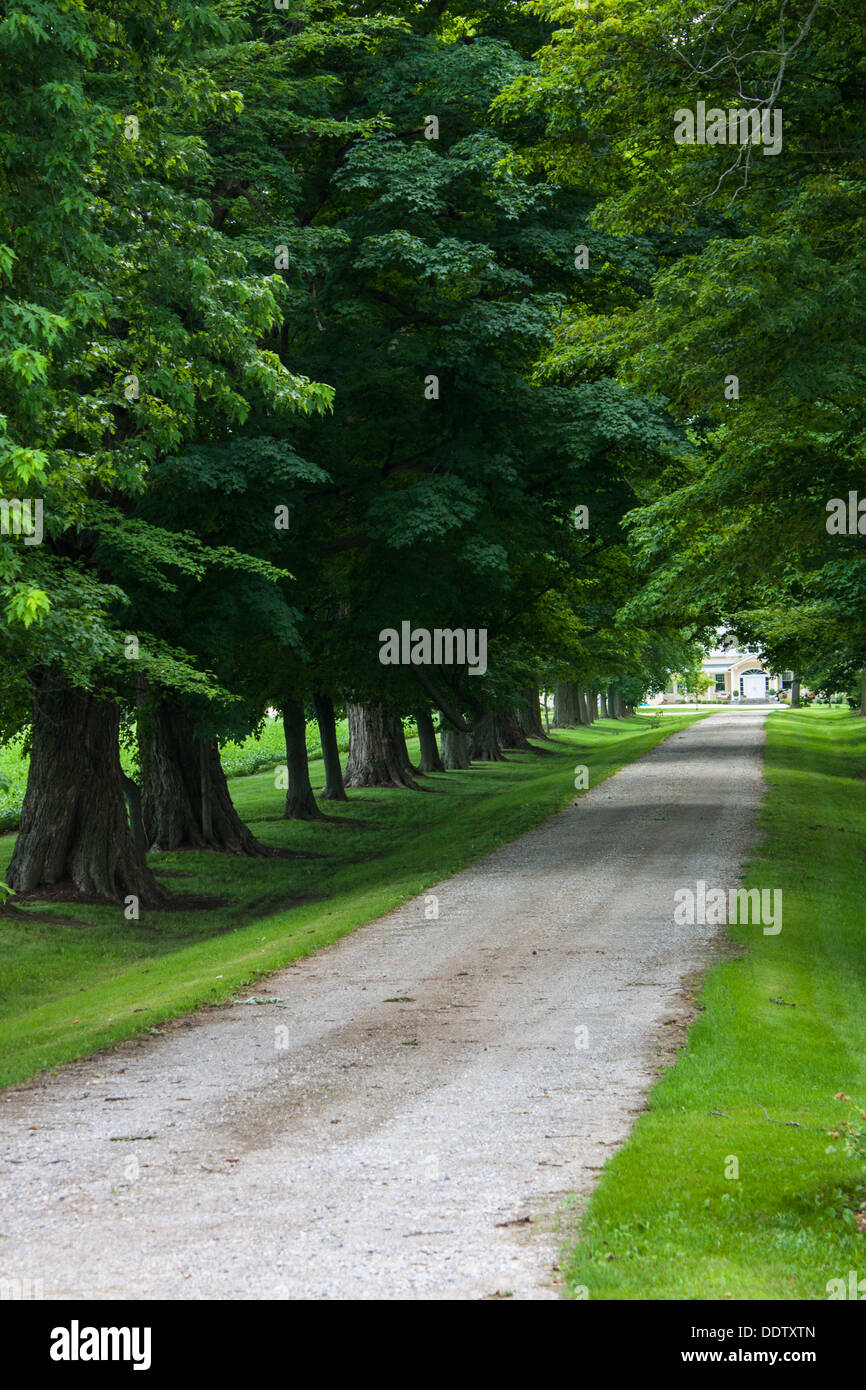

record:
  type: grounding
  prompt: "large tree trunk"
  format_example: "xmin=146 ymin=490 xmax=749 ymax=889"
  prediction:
xmin=313 ymin=692 xmax=348 ymax=800
xmin=515 ymin=683 xmax=545 ymax=739
xmin=499 ymin=708 xmax=533 ymax=750
xmin=599 ymin=689 xmax=610 ymax=719
xmin=122 ymin=773 xmax=149 ymax=861
xmin=415 ymin=709 xmax=445 ymax=772
xmin=553 ymin=681 xmax=580 ymax=727
xmin=282 ymin=697 xmax=324 ymax=820
xmin=790 ymin=678 xmax=801 ymax=709
xmin=392 ymin=716 xmax=421 ymax=778
xmin=441 ymin=727 xmax=471 ymax=769
xmin=140 ymin=700 xmax=269 ymax=855
xmin=469 ymin=712 xmax=506 ymax=761
xmin=7 ymin=672 xmax=167 ymax=906
xmin=576 ymin=685 xmax=590 ymax=725
xmin=343 ymin=703 xmax=420 ymax=789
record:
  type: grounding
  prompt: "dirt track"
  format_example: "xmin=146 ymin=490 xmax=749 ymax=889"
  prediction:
xmin=0 ymin=712 xmax=767 ymax=1300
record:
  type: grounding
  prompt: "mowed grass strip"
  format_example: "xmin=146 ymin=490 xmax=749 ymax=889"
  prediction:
xmin=564 ymin=707 xmax=866 ymax=1301
xmin=0 ymin=713 xmax=703 ymax=1090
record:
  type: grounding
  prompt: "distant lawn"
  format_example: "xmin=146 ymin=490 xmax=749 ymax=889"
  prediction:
xmin=0 ymin=714 xmax=351 ymax=832
xmin=563 ymin=707 xmax=866 ymax=1301
xmin=0 ymin=712 xmax=703 ymax=1090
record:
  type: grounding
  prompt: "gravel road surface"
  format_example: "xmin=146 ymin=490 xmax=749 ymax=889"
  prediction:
xmin=0 ymin=711 xmax=767 ymax=1300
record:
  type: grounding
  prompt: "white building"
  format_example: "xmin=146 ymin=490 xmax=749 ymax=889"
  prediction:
xmin=649 ymin=633 xmax=794 ymax=704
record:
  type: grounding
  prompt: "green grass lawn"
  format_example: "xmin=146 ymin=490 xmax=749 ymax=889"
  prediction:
xmin=563 ymin=707 xmax=866 ymax=1301
xmin=0 ymin=714 xmax=352 ymax=832
xmin=0 ymin=712 xmax=703 ymax=1091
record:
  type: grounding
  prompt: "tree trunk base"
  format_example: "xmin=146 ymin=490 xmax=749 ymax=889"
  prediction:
xmin=416 ymin=709 xmax=445 ymax=772
xmin=141 ymin=700 xmax=270 ymax=855
xmin=314 ymin=692 xmax=348 ymax=800
xmin=343 ymin=703 xmax=421 ymax=789
xmin=553 ymin=681 xmax=580 ymax=727
xmin=440 ymin=728 xmax=471 ymax=769
xmin=282 ymin=697 xmax=325 ymax=821
xmin=470 ymin=713 xmax=506 ymax=762
xmin=7 ymin=673 xmax=168 ymax=907
xmin=516 ymin=683 xmax=545 ymax=739
xmin=392 ymin=716 xmax=422 ymax=779
xmin=499 ymin=708 xmax=533 ymax=750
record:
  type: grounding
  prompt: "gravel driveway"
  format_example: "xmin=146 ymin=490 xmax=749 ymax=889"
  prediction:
xmin=0 ymin=711 xmax=767 ymax=1300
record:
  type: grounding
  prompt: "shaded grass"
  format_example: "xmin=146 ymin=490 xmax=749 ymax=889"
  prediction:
xmin=0 ymin=713 xmax=704 ymax=1090
xmin=563 ymin=707 xmax=866 ymax=1301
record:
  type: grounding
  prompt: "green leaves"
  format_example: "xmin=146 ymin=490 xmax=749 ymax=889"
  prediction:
xmin=503 ymin=0 xmax=866 ymax=684
xmin=0 ymin=0 xmax=335 ymax=703
xmin=3 ymin=585 xmax=51 ymax=630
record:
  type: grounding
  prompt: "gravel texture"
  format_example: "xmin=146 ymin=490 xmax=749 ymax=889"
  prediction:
xmin=0 ymin=711 xmax=767 ymax=1300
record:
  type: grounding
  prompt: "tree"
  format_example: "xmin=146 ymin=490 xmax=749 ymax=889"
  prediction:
xmin=503 ymin=0 xmax=866 ymax=695
xmin=2 ymin=1 xmax=330 ymax=901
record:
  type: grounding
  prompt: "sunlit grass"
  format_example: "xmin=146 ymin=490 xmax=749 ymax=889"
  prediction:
xmin=0 ymin=713 xmax=703 ymax=1090
xmin=563 ymin=708 xmax=866 ymax=1301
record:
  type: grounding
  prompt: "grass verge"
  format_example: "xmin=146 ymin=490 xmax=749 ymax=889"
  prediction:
xmin=0 ymin=713 xmax=703 ymax=1091
xmin=563 ymin=707 xmax=866 ymax=1301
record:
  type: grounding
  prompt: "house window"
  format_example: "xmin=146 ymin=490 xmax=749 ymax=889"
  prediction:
xmin=714 ymin=674 xmax=726 ymax=693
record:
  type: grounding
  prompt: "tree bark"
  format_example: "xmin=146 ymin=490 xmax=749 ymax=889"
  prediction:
xmin=343 ymin=703 xmax=420 ymax=789
xmin=415 ymin=709 xmax=445 ymax=772
xmin=576 ymin=685 xmax=590 ymax=725
xmin=121 ymin=773 xmax=149 ymax=862
xmin=7 ymin=672 xmax=167 ymax=906
xmin=553 ymin=681 xmax=580 ymax=727
xmin=441 ymin=727 xmax=471 ymax=769
xmin=515 ymin=683 xmax=545 ymax=738
xmin=469 ymin=712 xmax=506 ymax=761
xmin=599 ymin=689 xmax=610 ymax=719
xmin=282 ymin=697 xmax=325 ymax=820
xmin=140 ymin=699 xmax=270 ymax=855
xmin=392 ymin=716 xmax=421 ymax=777
xmin=499 ymin=708 xmax=533 ymax=749
xmin=790 ymin=678 xmax=801 ymax=709
xmin=313 ymin=692 xmax=348 ymax=800
xmin=200 ymin=743 xmax=213 ymax=841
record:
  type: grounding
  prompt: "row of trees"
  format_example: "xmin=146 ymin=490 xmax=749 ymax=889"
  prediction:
xmin=6 ymin=0 xmax=798 ymax=910
xmin=503 ymin=0 xmax=866 ymax=709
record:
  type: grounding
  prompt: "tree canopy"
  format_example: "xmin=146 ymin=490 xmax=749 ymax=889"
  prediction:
xmin=2 ymin=0 xmax=856 ymax=903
